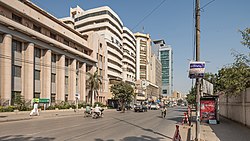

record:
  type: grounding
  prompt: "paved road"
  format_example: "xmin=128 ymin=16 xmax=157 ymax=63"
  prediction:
xmin=0 ymin=107 xmax=186 ymax=141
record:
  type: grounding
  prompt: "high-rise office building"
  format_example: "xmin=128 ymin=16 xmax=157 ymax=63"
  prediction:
xmin=153 ymin=40 xmax=173 ymax=97
xmin=134 ymin=32 xmax=161 ymax=102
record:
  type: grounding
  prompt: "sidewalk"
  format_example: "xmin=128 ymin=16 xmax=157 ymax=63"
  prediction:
xmin=0 ymin=108 xmax=116 ymax=123
xmin=179 ymin=114 xmax=250 ymax=141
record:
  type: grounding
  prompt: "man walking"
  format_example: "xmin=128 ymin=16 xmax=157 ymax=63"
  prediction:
xmin=30 ymin=102 xmax=39 ymax=116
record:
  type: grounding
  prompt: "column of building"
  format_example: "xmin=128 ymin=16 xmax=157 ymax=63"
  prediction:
xmin=22 ymin=42 xmax=34 ymax=102
xmin=0 ymin=34 xmax=12 ymax=105
xmin=68 ymin=59 xmax=76 ymax=102
xmin=40 ymin=49 xmax=51 ymax=99
xmin=79 ymin=62 xmax=86 ymax=102
xmin=56 ymin=55 xmax=65 ymax=102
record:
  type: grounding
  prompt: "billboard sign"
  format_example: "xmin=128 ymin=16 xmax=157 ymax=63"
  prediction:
xmin=200 ymin=100 xmax=216 ymax=121
xmin=189 ymin=61 xmax=205 ymax=79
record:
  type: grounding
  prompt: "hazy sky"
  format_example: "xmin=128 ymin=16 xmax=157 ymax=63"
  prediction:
xmin=31 ymin=0 xmax=250 ymax=94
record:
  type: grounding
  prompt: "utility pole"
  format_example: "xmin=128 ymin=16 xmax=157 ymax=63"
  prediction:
xmin=195 ymin=0 xmax=201 ymax=141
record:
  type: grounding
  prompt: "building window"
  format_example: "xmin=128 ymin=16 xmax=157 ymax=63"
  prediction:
xmin=65 ymin=58 xmax=69 ymax=67
xmin=51 ymin=73 xmax=56 ymax=83
xmin=163 ymin=90 xmax=167 ymax=95
xmin=50 ymin=33 xmax=56 ymax=40
xmin=111 ymin=37 xmax=114 ymax=43
xmin=13 ymin=65 xmax=21 ymax=77
xmin=34 ymin=70 xmax=40 ymax=80
xmin=51 ymin=54 xmax=56 ymax=63
xmin=12 ymin=13 xmax=22 ymax=23
xmin=65 ymin=76 xmax=68 ymax=85
xmin=33 ymin=24 xmax=41 ymax=33
xmin=99 ymin=55 xmax=103 ymax=62
xmin=35 ymin=48 xmax=41 ymax=58
xmin=34 ymin=92 xmax=40 ymax=98
xmin=76 ymin=78 xmax=78 ymax=86
xmin=65 ymin=94 xmax=68 ymax=102
xmin=12 ymin=40 xmax=22 ymax=53
xmin=51 ymin=93 xmax=56 ymax=103
xmin=11 ymin=91 xmax=21 ymax=105
xmin=63 ymin=39 xmax=69 ymax=46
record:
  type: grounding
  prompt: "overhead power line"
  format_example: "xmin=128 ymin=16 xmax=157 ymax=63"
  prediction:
xmin=200 ymin=0 xmax=216 ymax=11
xmin=132 ymin=0 xmax=167 ymax=31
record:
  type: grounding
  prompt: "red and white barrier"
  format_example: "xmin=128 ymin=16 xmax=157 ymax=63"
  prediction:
xmin=173 ymin=125 xmax=182 ymax=141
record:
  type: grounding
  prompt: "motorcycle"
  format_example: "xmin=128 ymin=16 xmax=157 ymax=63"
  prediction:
xmin=84 ymin=110 xmax=92 ymax=118
xmin=92 ymin=109 xmax=104 ymax=119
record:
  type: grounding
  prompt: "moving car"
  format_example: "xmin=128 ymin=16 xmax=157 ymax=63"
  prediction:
xmin=150 ymin=104 xmax=159 ymax=110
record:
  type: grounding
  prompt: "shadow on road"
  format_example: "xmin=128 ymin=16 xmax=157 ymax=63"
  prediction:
xmin=112 ymin=117 xmax=172 ymax=140
xmin=173 ymin=108 xmax=187 ymax=113
xmin=95 ymin=135 xmax=163 ymax=141
xmin=0 ymin=135 xmax=55 ymax=141
xmin=167 ymin=116 xmax=183 ymax=124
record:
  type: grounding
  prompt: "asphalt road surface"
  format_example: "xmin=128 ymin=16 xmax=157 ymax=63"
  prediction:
xmin=0 ymin=107 xmax=186 ymax=141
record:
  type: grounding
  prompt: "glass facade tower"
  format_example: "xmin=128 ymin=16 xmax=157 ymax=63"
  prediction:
xmin=153 ymin=40 xmax=173 ymax=97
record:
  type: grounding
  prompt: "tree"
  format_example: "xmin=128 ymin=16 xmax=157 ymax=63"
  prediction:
xmin=186 ymin=86 xmax=196 ymax=105
xmin=86 ymin=70 xmax=102 ymax=106
xmin=215 ymin=53 xmax=250 ymax=97
xmin=111 ymin=81 xmax=134 ymax=112
xmin=240 ymin=28 xmax=250 ymax=49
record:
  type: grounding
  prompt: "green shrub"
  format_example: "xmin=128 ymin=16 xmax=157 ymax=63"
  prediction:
xmin=46 ymin=105 xmax=55 ymax=110
xmin=0 ymin=106 xmax=15 ymax=112
xmin=78 ymin=102 xmax=87 ymax=108
xmin=94 ymin=102 xmax=104 ymax=107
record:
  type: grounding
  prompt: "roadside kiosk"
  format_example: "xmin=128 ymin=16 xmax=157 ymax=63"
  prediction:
xmin=200 ymin=95 xmax=220 ymax=124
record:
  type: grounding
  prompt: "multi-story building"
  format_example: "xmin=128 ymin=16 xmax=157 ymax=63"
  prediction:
xmin=134 ymin=32 xmax=151 ymax=81
xmin=151 ymin=54 xmax=162 ymax=100
xmin=122 ymin=27 xmax=136 ymax=84
xmin=67 ymin=6 xmax=136 ymax=100
xmin=0 ymin=0 xmax=100 ymax=105
xmin=153 ymin=39 xmax=173 ymax=97
xmin=134 ymin=32 xmax=160 ymax=102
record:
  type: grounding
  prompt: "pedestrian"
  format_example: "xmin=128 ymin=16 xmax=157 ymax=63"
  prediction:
xmin=163 ymin=106 xmax=167 ymax=118
xmin=30 ymin=102 xmax=39 ymax=116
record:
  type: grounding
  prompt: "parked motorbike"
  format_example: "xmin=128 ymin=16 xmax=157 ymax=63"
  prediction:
xmin=92 ymin=109 xmax=104 ymax=119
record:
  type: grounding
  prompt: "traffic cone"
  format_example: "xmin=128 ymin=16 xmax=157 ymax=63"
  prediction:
xmin=172 ymin=125 xmax=182 ymax=141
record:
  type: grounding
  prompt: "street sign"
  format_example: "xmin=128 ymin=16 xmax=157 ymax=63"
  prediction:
xmin=32 ymin=98 xmax=50 ymax=103
xmin=189 ymin=61 xmax=205 ymax=79
xmin=39 ymin=98 xmax=50 ymax=103
xmin=33 ymin=98 xmax=39 ymax=103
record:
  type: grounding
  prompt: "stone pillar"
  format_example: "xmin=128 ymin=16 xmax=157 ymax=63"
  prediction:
xmin=79 ymin=63 xmax=86 ymax=102
xmin=41 ymin=49 xmax=51 ymax=99
xmin=68 ymin=59 xmax=76 ymax=102
xmin=22 ymin=43 xmax=34 ymax=102
xmin=0 ymin=34 xmax=12 ymax=105
xmin=56 ymin=55 xmax=65 ymax=102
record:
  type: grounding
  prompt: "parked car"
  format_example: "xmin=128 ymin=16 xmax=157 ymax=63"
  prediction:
xmin=134 ymin=104 xmax=147 ymax=112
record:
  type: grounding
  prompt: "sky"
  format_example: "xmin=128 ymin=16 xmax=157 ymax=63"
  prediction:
xmin=31 ymin=0 xmax=250 ymax=94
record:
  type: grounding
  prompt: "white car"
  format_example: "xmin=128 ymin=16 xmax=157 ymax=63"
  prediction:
xmin=150 ymin=104 xmax=158 ymax=110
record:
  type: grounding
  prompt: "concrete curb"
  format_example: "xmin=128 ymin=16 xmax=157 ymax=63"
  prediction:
xmin=0 ymin=108 xmax=116 ymax=123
